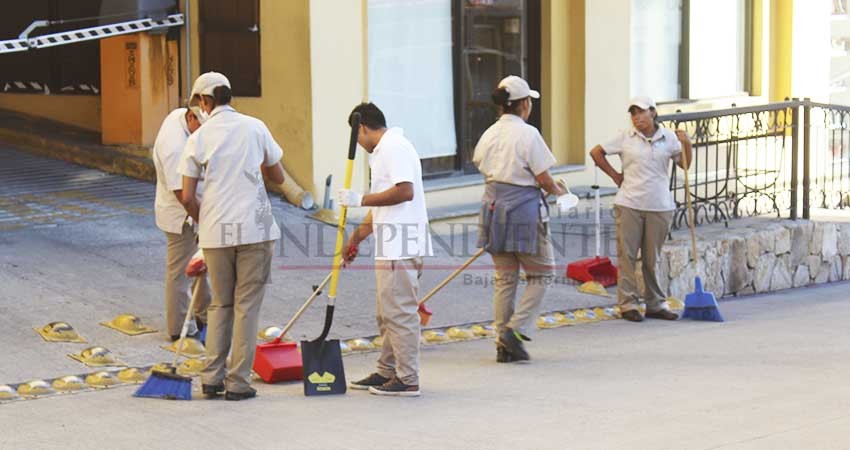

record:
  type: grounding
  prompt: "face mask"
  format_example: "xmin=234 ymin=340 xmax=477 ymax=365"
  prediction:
xmin=190 ymin=106 xmax=209 ymax=124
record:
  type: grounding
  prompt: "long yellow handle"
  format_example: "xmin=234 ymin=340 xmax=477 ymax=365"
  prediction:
xmin=328 ymin=158 xmax=355 ymax=300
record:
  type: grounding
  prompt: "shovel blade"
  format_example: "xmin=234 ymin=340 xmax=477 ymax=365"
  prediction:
xmin=300 ymin=339 xmax=346 ymax=396
xmin=253 ymin=341 xmax=303 ymax=383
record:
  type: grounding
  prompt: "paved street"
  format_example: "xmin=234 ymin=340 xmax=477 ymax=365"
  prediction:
xmin=1 ymin=283 xmax=849 ymax=450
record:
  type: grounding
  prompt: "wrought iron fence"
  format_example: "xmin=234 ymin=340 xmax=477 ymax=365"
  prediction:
xmin=805 ymin=101 xmax=850 ymax=212
xmin=657 ymin=100 xmax=808 ymax=230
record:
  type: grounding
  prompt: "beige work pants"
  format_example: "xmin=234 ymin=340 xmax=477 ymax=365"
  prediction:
xmin=614 ymin=205 xmax=673 ymax=313
xmin=201 ymin=240 xmax=273 ymax=393
xmin=375 ymin=258 xmax=423 ymax=386
xmin=164 ymin=222 xmax=210 ymax=336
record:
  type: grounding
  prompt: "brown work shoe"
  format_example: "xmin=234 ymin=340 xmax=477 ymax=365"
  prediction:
xmin=645 ymin=309 xmax=679 ymax=320
xmin=621 ymin=309 xmax=644 ymax=322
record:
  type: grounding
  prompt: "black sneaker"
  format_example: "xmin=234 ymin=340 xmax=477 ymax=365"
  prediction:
xmin=621 ymin=309 xmax=644 ymax=322
xmin=349 ymin=373 xmax=391 ymax=390
xmin=645 ymin=309 xmax=679 ymax=320
xmin=496 ymin=345 xmax=516 ymax=363
xmin=202 ymin=383 xmax=224 ymax=398
xmin=224 ymin=387 xmax=257 ymax=401
xmin=368 ymin=377 xmax=420 ymax=397
xmin=498 ymin=328 xmax=530 ymax=361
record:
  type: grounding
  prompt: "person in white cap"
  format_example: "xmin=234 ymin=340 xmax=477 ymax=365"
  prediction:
xmin=589 ymin=96 xmax=692 ymax=322
xmin=152 ymin=107 xmax=210 ymax=341
xmin=178 ymin=71 xmax=286 ymax=401
xmin=473 ymin=75 xmax=570 ymax=363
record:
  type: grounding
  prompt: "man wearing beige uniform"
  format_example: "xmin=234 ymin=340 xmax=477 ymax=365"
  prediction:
xmin=590 ymin=96 xmax=692 ymax=322
xmin=152 ymin=107 xmax=210 ymax=341
xmin=340 ymin=102 xmax=432 ymax=397
xmin=179 ymin=72 xmax=286 ymax=401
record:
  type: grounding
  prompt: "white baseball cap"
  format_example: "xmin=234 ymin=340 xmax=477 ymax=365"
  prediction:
xmin=190 ymin=71 xmax=231 ymax=99
xmin=628 ymin=96 xmax=656 ymax=112
xmin=498 ymin=75 xmax=540 ymax=101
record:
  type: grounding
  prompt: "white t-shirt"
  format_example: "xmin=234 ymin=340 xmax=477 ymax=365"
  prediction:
xmin=368 ymin=128 xmax=432 ymax=260
xmin=472 ymin=114 xmax=557 ymax=187
xmin=153 ymin=108 xmax=202 ymax=234
xmin=178 ymin=105 xmax=284 ymax=249
xmin=602 ymin=127 xmax=682 ymax=211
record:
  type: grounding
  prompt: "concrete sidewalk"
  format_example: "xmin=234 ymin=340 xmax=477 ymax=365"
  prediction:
xmin=2 ymin=282 xmax=849 ymax=450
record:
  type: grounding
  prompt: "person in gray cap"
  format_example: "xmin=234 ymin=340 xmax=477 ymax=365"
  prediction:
xmin=589 ymin=96 xmax=692 ymax=322
xmin=178 ymin=71 xmax=286 ymax=401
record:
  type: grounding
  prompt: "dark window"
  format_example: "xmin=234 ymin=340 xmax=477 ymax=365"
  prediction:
xmin=199 ymin=0 xmax=261 ymax=97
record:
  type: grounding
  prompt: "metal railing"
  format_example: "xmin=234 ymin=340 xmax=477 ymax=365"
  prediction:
xmin=656 ymin=98 xmax=848 ymax=230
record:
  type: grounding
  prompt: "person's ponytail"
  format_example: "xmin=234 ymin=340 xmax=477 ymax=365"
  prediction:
xmin=491 ymin=87 xmax=510 ymax=107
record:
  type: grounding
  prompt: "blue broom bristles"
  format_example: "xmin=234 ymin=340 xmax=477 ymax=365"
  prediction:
xmin=133 ymin=370 xmax=192 ymax=400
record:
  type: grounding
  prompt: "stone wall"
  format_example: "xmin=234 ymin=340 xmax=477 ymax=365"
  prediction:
xmin=636 ymin=220 xmax=850 ymax=300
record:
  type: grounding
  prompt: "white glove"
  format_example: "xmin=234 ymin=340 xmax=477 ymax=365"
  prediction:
xmin=337 ymin=189 xmax=363 ymax=208
xmin=556 ymin=193 xmax=579 ymax=214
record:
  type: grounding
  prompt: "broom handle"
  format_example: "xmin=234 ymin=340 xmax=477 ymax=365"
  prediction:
xmin=171 ymin=276 xmax=202 ymax=367
xmin=272 ymin=271 xmax=333 ymax=344
xmin=680 ymin=132 xmax=699 ymax=270
xmin=418 ymin=248 xmax=486 ymax=306
xmin=594 ymin=167 xmax=601 ymax=257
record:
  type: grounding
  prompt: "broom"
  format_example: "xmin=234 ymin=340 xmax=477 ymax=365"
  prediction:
xmin=678 ymin=132 xmax=724 ymax=322
xmin=417 ymin=248 xmax=486 ymax=326
xmin=134 ymin=283 xmax=201 ymax=400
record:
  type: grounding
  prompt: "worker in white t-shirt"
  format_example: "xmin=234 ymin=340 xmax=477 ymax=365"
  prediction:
xmin=152 ymin=107 xmax=210 ymax=341
xmin=473 ymin=75 xmax=568 ymax=363
xmin=178 ymin=72 xmax=286 ymax=401
xmin=589 ymin=96 xmax=692 ymax=322
xmin=339 ymin=102 xmax=432 ymax=397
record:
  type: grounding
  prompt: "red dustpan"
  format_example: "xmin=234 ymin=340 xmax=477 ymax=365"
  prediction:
xmin=566 ymin=170 xmax=618 ymax=287
xmin=254 ymin=272 xmax=332 ymax=383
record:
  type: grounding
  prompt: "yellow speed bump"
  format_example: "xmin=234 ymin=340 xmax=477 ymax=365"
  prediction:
xmin=35 ymin=322 xmax=86 ymax=343
xmin=161 ymin=338 xmax=205 ymax=358
xmin=150 ymin=362 xmax=174 ymax=374
xmin=446 ymin=327 xmax=475 ymax=340
xmin=339 ymin=341 xmax=351 ymax=355
xmin=52 ymin=375 xmax=86 ymax=392
xmin=347 ymin=338 xmax=375 ymax=352
xmin=85 ymin=371 xmax=121 ymax=388
xmin=371 ymin=335 xmax=383 ymax=348
xmin=537 ymin=315 xmax=561 ymax=329
xmin=177 ymin=359 xmax=204 ymax=377
xmin=117 ymin=368 xmax=148 ymax=384
xmin=470 ymin=324 xmax=496 ymax=337
xmin=17 ymin=380 xmax=54 ymax=397
xmin=258 ymin=326 xmax=283 ymax=341
xmin=0 ymin=385 xmax=18 ymax=401
xmin=100 ymin=314 xmax=157 ymax=336
xmin=667 ymin=297 xmax=685 ymax=310
xmin=577 ymin=281 xmax=609 ymax=297
xmin=68 ymin=347 xmax=125 ymax=367
xmin=422 ymin=330 xmax=450 ymax=344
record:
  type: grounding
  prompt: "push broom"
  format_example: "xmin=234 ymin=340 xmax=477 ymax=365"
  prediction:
xmin=417 ymin=248 xmax=487 ymax=326
xmin=678 ymin=135 xmax=724 ymax=322
xmin=134 ymin=283 xmax=202 ymax=400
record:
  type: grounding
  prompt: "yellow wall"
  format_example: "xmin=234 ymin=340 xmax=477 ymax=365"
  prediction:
xmin=541 ymin=0 xmax=585 ymax=165
xmin=182 ymin=0 xmax=315 ymax=194
xmin=0 ymin=94 xmax=101 ymax=132
xmin=770 ymin=0 xmax=793 ymax=101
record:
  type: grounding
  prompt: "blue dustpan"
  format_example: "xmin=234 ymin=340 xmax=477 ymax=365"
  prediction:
xmin=681 ymin=276 xmax=724 ymax=322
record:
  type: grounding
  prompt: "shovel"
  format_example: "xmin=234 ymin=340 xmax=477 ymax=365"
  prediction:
xmin=301 ymin=112 xmax=360 ymax=396
xmin=567 ymin=168 xmax=618 ymax=293
xmin=253 ymin=272 xmax=332 ymax=383
xmin=678 ymin=133 xmax=724 ymax=322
